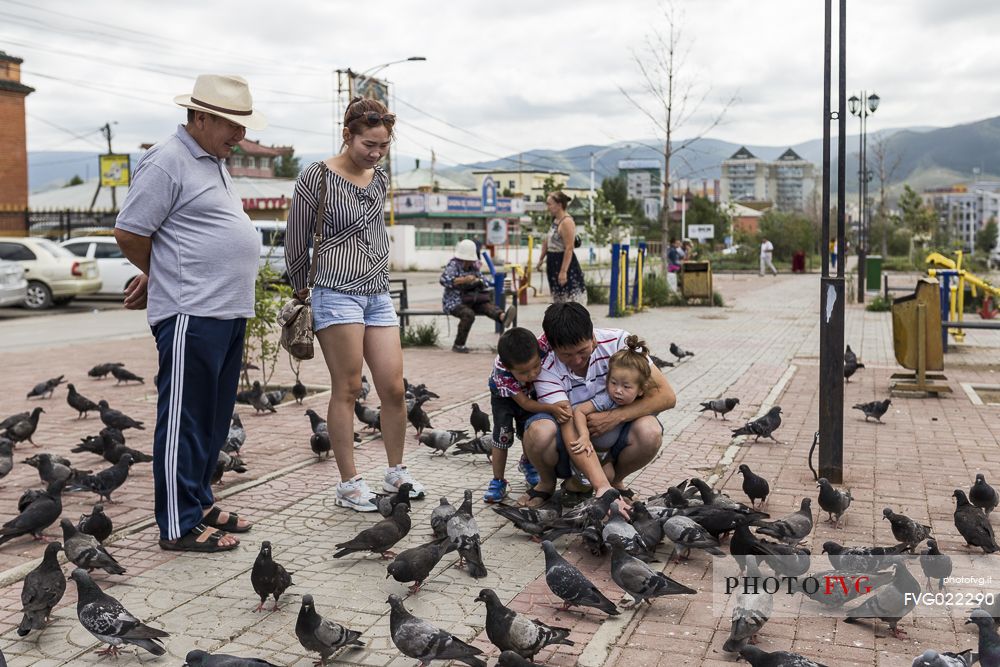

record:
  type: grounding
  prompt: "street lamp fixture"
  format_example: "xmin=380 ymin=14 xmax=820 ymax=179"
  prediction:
xmin=848 ymin=89 xmax=878 ymax=303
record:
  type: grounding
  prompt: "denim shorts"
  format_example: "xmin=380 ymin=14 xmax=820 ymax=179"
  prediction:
xmin=312 ymin=287 xmax=398 ymax=331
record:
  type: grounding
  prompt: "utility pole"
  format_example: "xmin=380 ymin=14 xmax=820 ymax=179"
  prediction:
xmin=90 ymin=121 xmax=117 ymax=212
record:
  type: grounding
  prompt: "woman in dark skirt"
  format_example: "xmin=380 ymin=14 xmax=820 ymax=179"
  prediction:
xmin=535 ymin=191 xmax=586 ymax=303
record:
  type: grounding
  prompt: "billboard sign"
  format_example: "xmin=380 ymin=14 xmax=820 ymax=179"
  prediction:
xmin=688 ymin=224 xmax=715 ymax=240
xmin=99 ymin=154 xmax=130 ymax=187
xmin=486 ymin=218 xmax=508 ymax=244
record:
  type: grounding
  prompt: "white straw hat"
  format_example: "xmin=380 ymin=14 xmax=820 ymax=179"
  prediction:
xmin=454 ymin=239 xmax=479 ymax=262
xmin=174 ymin=74 xmax=267 ymax=131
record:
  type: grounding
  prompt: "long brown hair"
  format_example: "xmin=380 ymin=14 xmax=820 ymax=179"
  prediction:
xmin=343 ymin=96 xmax=396 ymax=140
xmin=608 ymin=334 xmax=653 ymax=393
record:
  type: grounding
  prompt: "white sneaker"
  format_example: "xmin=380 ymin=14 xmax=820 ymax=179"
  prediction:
xmin=383 ymin=465 xmax=426 ymax=499
xmin=335 ymin=476 xmax=378 ymax=512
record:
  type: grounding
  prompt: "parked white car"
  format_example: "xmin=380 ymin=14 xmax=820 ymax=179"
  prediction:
xmin=0 ymin=259 xmax=27 ymax=307
xmin=0 ymin=237 xmax=101 ymax=309
xmin=254 ymin=220 xmax=287 ymax=279
xmin=61 ymin=236 xmax=142 ymax=296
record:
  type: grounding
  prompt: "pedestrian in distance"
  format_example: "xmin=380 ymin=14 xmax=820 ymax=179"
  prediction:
xmin=284 ymin=96 xmax=423 ymax=512
xmin=115 ymin=74 xmax=266 ymax=552
xmin=439 ymin=239 xmax=515 ymax=353
xmin=535 ymin=191 xmax=586 ymax=303
xmin=759 ymin=237 xmax=778 ymax=277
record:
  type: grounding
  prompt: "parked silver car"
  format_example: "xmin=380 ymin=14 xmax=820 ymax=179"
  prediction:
xmin=0 ymin=259 xmax=27 ymax=307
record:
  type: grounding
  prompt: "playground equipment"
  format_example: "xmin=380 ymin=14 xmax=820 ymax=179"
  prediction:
xmin=889 ymin=277 xmax=950 ymax=396
xmin=925 ymin=250 xmax=1000 ymax=348
xmin=608 ymin=242 xmax=648 ymax=317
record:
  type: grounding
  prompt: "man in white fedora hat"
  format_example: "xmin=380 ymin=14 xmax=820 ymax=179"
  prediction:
xmin=115 ymin=74 xmax=267 ymax=553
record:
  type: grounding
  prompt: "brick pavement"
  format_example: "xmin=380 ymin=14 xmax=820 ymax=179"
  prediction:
xmin=0 ymin=272 xmax=998 ymax=665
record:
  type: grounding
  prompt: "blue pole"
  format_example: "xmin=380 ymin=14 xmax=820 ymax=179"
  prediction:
xmin=622 ymin=244 xmax=630 ymax=311
xmin=632 ymin=242 xmax=646 ymax=307
xmin=493 ymin=270 xmax=506 ymax=334
xmin=609 ymin=242 xmax=621 ymax=318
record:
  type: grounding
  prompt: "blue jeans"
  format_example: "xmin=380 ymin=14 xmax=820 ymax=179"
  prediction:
xmin=312 ymin=287 xmax=398 ymax=330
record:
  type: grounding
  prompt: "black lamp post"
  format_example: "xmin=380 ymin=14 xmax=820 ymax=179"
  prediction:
xmin=848 ymin=91 xmax=879 ymax=303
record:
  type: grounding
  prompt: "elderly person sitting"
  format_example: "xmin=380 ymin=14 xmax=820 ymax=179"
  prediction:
xmin=440 ymin=239 xmax=515 ymax=353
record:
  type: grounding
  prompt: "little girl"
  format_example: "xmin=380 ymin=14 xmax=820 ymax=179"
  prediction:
xmin=569 ymin=334 xmax=653 ymax=489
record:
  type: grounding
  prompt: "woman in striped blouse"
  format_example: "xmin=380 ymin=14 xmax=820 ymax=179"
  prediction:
xmin=284 ymin=97 xmax=424 ymax=512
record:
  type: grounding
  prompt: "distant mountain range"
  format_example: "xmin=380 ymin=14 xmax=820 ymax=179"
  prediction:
xmin=28 ymin=116 xmax=1000 ymax=197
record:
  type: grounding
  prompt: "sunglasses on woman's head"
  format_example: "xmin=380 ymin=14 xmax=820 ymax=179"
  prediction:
xmin=349 ymin=111 xmax=396 ymax=126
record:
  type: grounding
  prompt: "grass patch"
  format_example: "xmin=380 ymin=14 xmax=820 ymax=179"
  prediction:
xmin=586 ymin=279 xmax=609 ymax=305
xmin=865 ymin=295 xmax=892 ymax=312
xmin=642 ymin=272 xmax=672 ymax=308
xmin=713 ymin=290 xmax=725 ymax=307
xmin=401 ymin=322 xmax=440 ymax=347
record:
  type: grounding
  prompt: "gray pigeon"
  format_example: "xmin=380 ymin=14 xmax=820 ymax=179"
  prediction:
xmin=845 ymin=562 xmax=921 ymax=639
xmin=356 ymin=400 xmax=381 ymax=431
xmin=0 ymin=437 xmax=12 ymax=483
xmin=292 ymin=379 xmax=307 ymax=404
xmin=110 ymin=366 xmax=144 ymax=384
xmin=662 ymin=515 xmax=725 ymax=561
xmin=419 ymin=428 xmax=468 ymax=456
xmin=60 ymin=519 xmax=125 ymax=575
xmin=88 ymin=362 xmax=124 ymax=379
xmin=184 ymin=650 xmax=279 ymax=666
xmin=822 ymin=541 xmax=911 ymax=574
xmin=407 ymin=396 xmax=432 ymax=434
xmin=789 ymin=568 xmax=895 ymax=608
xmin=0 ymin=478 xmax=65 ymax=547
xmin=540 ymin=540 xmax=618 ymax=615
xmin=17 ymin=542 xmax=66 ymax=636
xmin=602 ymin=501 xmax=653 ymax=559
xmin=476 ymin=588 xmax=574 ymax=658
xmin=386 ymin=536 xmax=454 ymax=594
xmin=966 ymin=609 xmax=1000 ymax=667
xmin=24 ymin=452 xmax=91 ymax=486
xmin=448 ymin=490 xmax=487 ymax=578
xmin=78 ymin=503 xmax=113 ymax=543
xmin=453 ymin=435 xmax=493 ymax=458
xmin=971 ymin=473 xmax=999 ymax=515
xmin=723 ymin=557 xmax=773 ymax=652
xmin=669 ymin=342 xmax=694 ymax=360
xmin=66 ymin=384 xmax=100 ymax=418
xmin=251 ymin=541 xmax=293 ymax=612
xmin=334 ymin=503 xmax=411 ymax=559
xmin=98 ymin=436 xmax=153 ymax=465
xmin=629 ymin=502 xmax=665 ymax=550
xmin=4 ymin=407 xmax=44 ymax=445
xmin=213 ymin=449 xmax=247 ymax=484
xmin=756 ymin=498 xmax=813 ymax=545
xmin=431 ymin=496 xmax=456 ymax=539
xmin=498 ymin=652 xmax=545 ymax=667
xmin=919 ymin=539 xmax=953 ymax=592
xmin=67 ymin=454 xmax=134 ymax=503
xmin=738 ymin=464 xmax=770 ymax=508
xmin=71 ymin=567 xmax=168 ymax=656
xmin=817 ymin=478 xmax=852 ymax=528
xmin=264 ymin=389 xmax=286 ymax=406
xmin=27 ymin=375 xmax=65 ymax=399
xmin=225 ymin=413 xmax=246 ymax=454
xmin=470 ymin=402 xmax=491 ymax=436
xmin=97 ymin=400 xmax=144 ymax=430
xmin=911 ymin=649 xmax=977 ymax=667
xmin=359 ymin=375 xmax=370 ymax=402
xmin=731 ymin=406 xmax=783 ymax=443
xmin=375 ymin=483 xmax=413 ymax=518
xmin=853 ymin=398 xmax=891 ymax=423
xmin=248 ymin=381 xmax=276 ymax=414
xmin=493 ymin=504 xmax=563 ymax=539
xmin=844 ymin=344 xmax=865 ymax=381
xmin=739 ymin=645 xmax=828 ymax=666
xmin=649 ymin=354 xmax=674 ymax=369
xmin=388 ymin=593 xmax=485 ymax=666
xmin=953 ymin=490 xmax=999 ymax=553
xmin=295 ymin=594 xmax=364 ymax=665
xmin=0 ymin=411 xmax=28 ymax=431
xmin=610 ymin=543 xmax=696 ymax=607
xmin=305 ymin=409 xmax=331 ymax=459
xmin=699 ymin=397 xmax=740 ymax=420
xmin=882 ymin=508 xmax=932 ymax=549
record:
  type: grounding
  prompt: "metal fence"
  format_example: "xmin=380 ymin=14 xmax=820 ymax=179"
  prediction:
xmin=0 ymin=209 xmax=118 ymax=239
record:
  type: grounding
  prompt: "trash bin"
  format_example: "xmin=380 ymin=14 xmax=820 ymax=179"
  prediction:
xmin=866 ymin=255 xmax=883 ymax=291
xmin=681 ymin=261 xmax=713 ymax=300
xmin=792 ymin=251 xmax=806 ymax=273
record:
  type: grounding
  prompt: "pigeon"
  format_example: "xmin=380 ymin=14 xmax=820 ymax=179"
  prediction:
xmin=213 ymin=449 xmax=248 ymax=484
xmin=684 ymin=505 xmax=765 ymax=541
xmin=386 ymin=536 xmax=454 ymax=594
xmin=26 ymin=375 xmax=65 ymax=399
xmin=953 ymin=489 xmax=1000 ymax=553
xmin=662 ymin=515 xmax=725 ymax=560
xmin=97 ymin=400 xmax=144 ymax=430
xmin=731 ymin=406 xmax=783 ymax=443
xmin=235 ymin=387 xmax=254 ymax=405
xmin=355 ymin=400 xmax=381 ymax=431
xmin=387 ymin=593 xmax=485 ymax=667
xmin=789 ymin=568 xmax=895 ymax=608
xmin=493 ymin=504 xmax=564 ymax=540
xmin=919 ymin=539 xmax=953 ymax=592
xmin=649 ymin=354 xmax=674 ymax=369
xmin=4 ymin=407 xmax=44 ymax=445
xmin=67 ymin=454 xmax=134 ymax=503
xmin=723 ymin=557 xmax=773 ymax=652
xmin=447 ymin=490 xmax=488 ymax=578
xmin=540 ymin=540 xmax=619 ymax=615
xmin=755 ymin=499 xmax=813 ymax=545
xmin=882 ymin=507 xmax=932 ymax=549
xmin=845 ymin=562 xmax=921 ymax=639
xmin=419 ymin=429 xmax=468 ymax=456
xmin=453 ymin=435 xmax=494 ymax=458
xmin=602 ymin=501 xmax=653 ymax=559
xmin=295 ymin=594 xmax=364 ymax=665
xmin=225 ymin=413 xmax=246 ymax=454
xmin=628 ymin=501 xmax=665 ymax=551
xmin=110 ymin=366 xmax=144 ymax=384
xmin=669 ymin=342 xmax=694 ymax=360
xmin=844 ymin=345 xmax=865 ymax=381
xmin=359 ymin=375 xmax=370 ymax=402
xmin=0 ymin=437 xmax=12 ymax=482
xmin=98 ymin=435 xmax=153 ymax=465
xmin=853 ymin=399 xmax=891 ymax=423
xmin=0 ymin=411 xmax=28 ymax=431
xmin=24 ymin=452 xmax=91 ymax=486
xmin=0 ymin=479 xmax=64 ymax=547
xmin=78 ymin=503 xmax=113 ymax=543
xmin=610 ymin=543 xmax=696 ymax=607
xmin=60 ymin=519 xmax=125 ymax=575
xmin=817 ymin=478 xmax=852 ymax=528
xmin=738 ymin=464 xmax=770 ymax=507
xmin=17 ymin=488 xmax=46 ymax=513
xmin=304 ymin=409 xmax=331 ymax=459
xmin=264 ymin=389 xmax=286 ymax=406
xmin=100 ymin=426 xmax=125 ymax=445
xmin=251 ymin=541 xmax=293 ymax=612
xmin=292 ymin=379 xmax=307 ymax=404
xmin=687 ymin=478 xmax=759 ymax=514
xmin=822 ymin=541 xmax=911 ymax=573
xmin=407 ymin=396 xmax=432 ymax=434
xmin=431 ymin=496 xmax=456 ymax=539
xmin=971 ymin=473 xmax=999 ymax=515
xmin=911 ymin=649 xmax=977 ymax=667
xmin=88 ymin=362 xmax=124 ymax=379
xmin=470 ymin=402 xmax=491 ymax=436
xmin=498 ymin=652 xmax=545 ymax=667
xmin=248 ymin=381 xmax=276 ymax=414
xmin=699 ymin=397 xmax=740 ymax=420
xmin=966 ymin=609 xmax=1000 ymax=667
xmin=17 ymin=542 xmax=66 ymax=636
xmin=66 ymin=384 xmax=101 ymax=418
xmin=72 ymin=434 xmax=107 ymax=457
xmin=334 ymin=503 xmax=411 ymax=559
xmin=477 ymin=588 xmax=574 ymax=658
xmin=183 ymin=650 xmax=280 ymax=666
xmin=375 ymin=483 xmax=413 ymax=518
xmin=739 ymin=646 xmax=828 ymax=667
xmin=71 ymin=567 xmax=168 ymax=656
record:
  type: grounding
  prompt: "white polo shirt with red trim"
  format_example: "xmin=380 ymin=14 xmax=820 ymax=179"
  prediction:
xmin=534 ymin=328 xmax=630 ymax=407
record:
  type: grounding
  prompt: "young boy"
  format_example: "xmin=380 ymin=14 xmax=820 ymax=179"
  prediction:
xmin=484 ymin=327 xmax=573 ymax=502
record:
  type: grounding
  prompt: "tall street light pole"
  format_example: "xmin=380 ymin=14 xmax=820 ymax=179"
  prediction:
xmin=848 ymin=90 xmax=879 ymax=304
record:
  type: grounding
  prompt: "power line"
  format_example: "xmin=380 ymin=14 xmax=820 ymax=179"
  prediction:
xmin=26 ymin=113 xmax=105 ymax=150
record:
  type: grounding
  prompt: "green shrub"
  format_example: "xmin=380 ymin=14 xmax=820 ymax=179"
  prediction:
xmin=713 ymin=290 xmax=725 ymax=307
xmin=586 ymin=279 xmax=609 ymax=305
xmin=243 ymin=264 xmax=292 ymax=390
xmin=642 ymin=272 xmax=672 ymax=307
xmin=401 ymin=322 xmax=440 ymax=347
xmin=881 ymin=256 xmax=919 ymax=272
xmin=865 ymin=295 xmax=892 ymax=312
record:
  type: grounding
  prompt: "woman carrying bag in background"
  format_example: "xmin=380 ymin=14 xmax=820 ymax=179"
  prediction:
xmin=536 ymin=190 xmax=586 ymax=303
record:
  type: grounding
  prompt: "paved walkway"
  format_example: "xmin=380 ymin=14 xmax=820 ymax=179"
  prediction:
xmin=0 ymin=272 xmax=999 ymax=665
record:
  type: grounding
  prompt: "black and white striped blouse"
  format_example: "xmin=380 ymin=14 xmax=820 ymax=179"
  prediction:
xmin=285 ymin=161 xmax=390 ymax=295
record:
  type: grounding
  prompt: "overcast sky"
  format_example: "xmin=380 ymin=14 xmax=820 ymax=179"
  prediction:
xmin=6 ymin=0 xmax=1000 ymax=169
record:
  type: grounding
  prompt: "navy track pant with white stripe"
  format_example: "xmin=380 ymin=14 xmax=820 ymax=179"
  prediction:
xmin=151 ymin=314 xmax=246 ymax=541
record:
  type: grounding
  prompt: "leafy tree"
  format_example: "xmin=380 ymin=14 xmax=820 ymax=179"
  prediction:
xmin=976 ymin=218 xmax=998 ymax=256
xmin=273 ymin=151 xmax=302 ymax=178
xmin=897 ymin=184 xmax=936 ymax=238
xmin=681 ymin=196 xmax=729 ymax=243
xmin=758 ymin=210 xmax=817 ymax=259
xmin=64 ymin=175 xmax=84 ymax=187
xmin=600 ymin=175 xmax=653 ymax=239
xmin=242 ymin=263 xmax=293 ymax=390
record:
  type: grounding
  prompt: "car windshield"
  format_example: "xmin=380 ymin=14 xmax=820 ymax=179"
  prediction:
xmin=34 ymin=238 xmax=76 ymax=259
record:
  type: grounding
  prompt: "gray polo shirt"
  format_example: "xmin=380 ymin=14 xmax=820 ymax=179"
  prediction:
xmin=116 ymin=125 xmax=259 ymax=326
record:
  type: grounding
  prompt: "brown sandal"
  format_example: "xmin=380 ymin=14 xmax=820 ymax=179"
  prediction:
xmin=159 ymin=523 xmax=238 ymax=553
